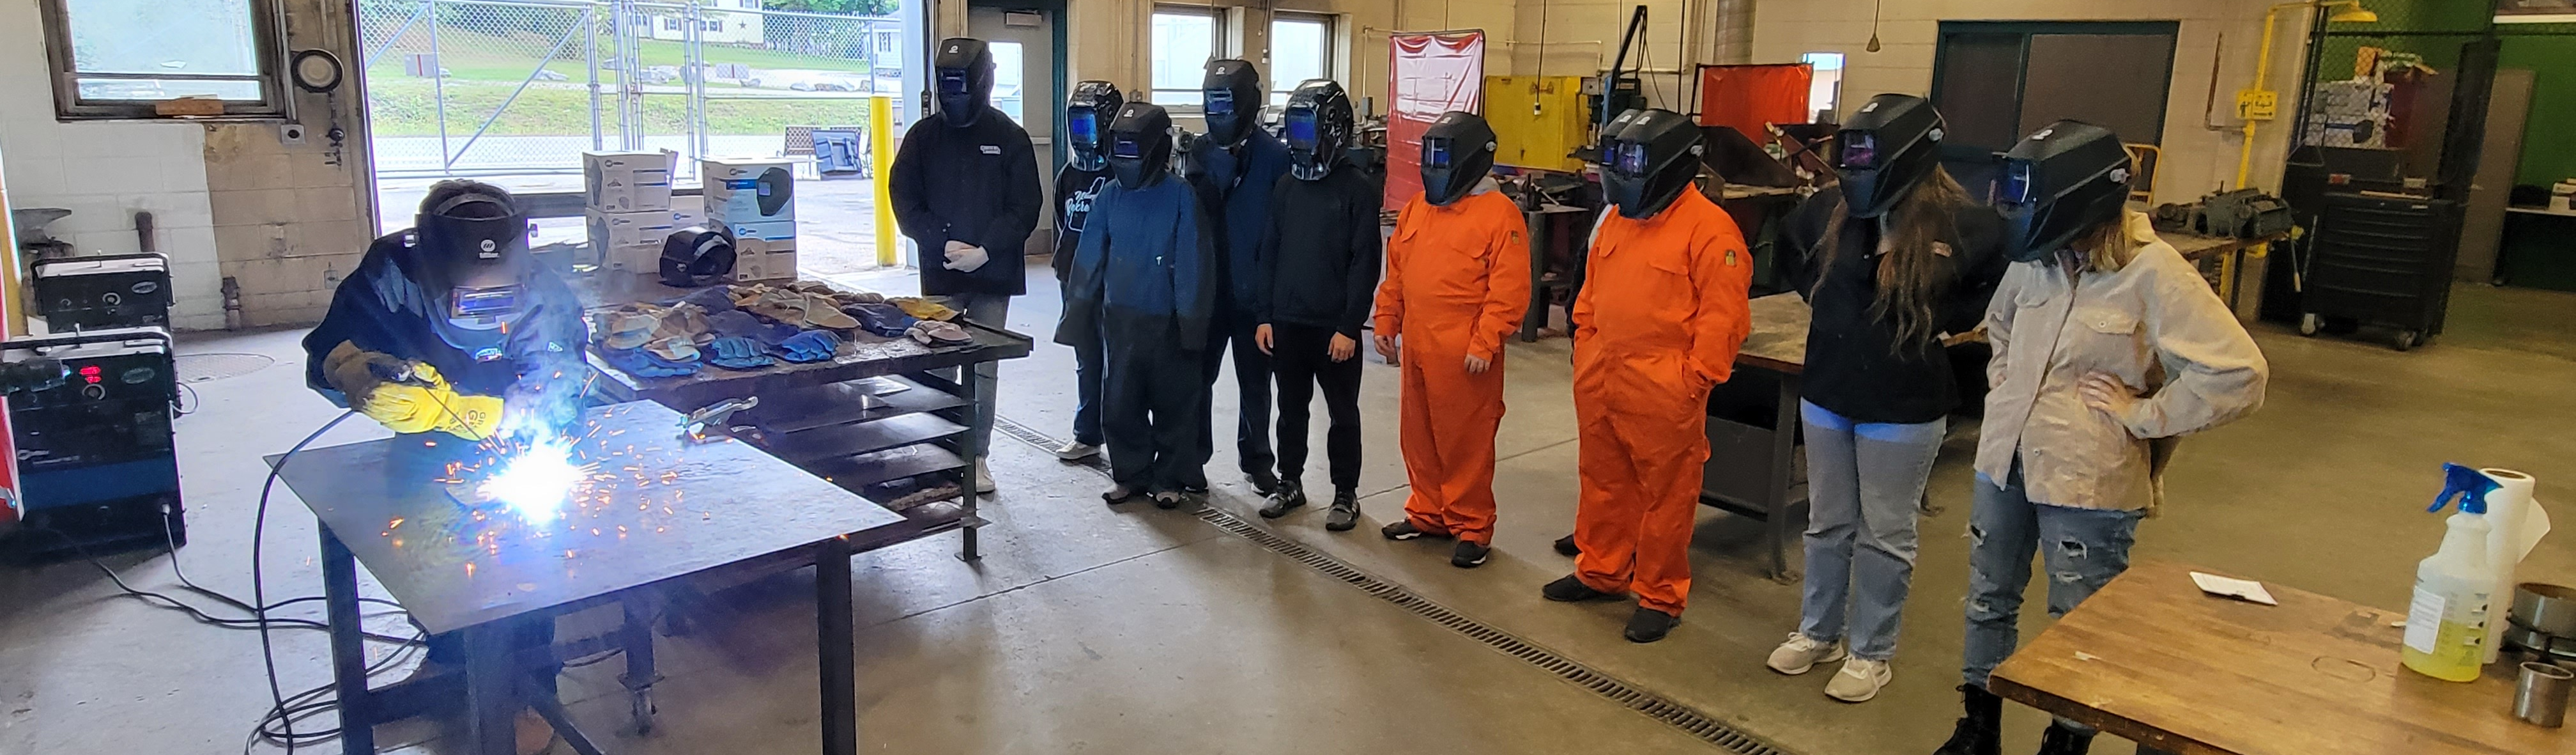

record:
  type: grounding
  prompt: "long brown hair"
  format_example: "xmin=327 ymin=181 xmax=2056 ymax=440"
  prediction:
xmin=2067 ymin=213 xmax=2142 ymax=274
xmin=1816 ymin=167 xmax=1974 ymax=348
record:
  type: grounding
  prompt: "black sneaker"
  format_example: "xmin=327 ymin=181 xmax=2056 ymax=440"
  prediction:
xmin=1623 ymin=607 xmax=1679 ymax=643
xmin=1246 ymin=471 xmax=1279 ymax=497
xmin=1451 ymin=540 xmax=1491 ymax=568
xmin=1380 ymin=520 xmax=1450 ymax=541
xmin=1553 ymin=533 xmax=1580 ymax=556
xmin=1322 ymin=490 xmax=1359 ymax=531
xmin=1151 ymin=490 xmax=1185 ymax=510
xmin=1541 ymin=574 xmax=1622 ymax=602
xmin=1257 ymin=485 xmax=1307 ymax=518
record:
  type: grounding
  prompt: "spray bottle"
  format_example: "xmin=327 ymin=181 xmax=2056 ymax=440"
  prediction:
xmin=2402 ymin=463 xmax=2502 ymax=681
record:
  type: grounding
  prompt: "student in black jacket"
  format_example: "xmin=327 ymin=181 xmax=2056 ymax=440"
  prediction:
xmin=1183 ymin=59 xmax=1292 ymax=496
xmin=1252 ymin=81 xmax=1381 ymax=531
xmin=889 ymin=38 xmax=1042 ymax=494
xmin=1047 ymin=81 xmax=1122 ymax=462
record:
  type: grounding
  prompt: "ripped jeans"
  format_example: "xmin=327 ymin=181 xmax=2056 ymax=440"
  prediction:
xmin=1961 ymin=459 xmax=2143 ymax=696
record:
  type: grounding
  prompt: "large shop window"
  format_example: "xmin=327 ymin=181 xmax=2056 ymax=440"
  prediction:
xmin=1151 ymin=5 xmax=1224 ymax=107
xmin=1268 ymin=13 xmax=1333 ymax=105
xmin=1930 ymin=20 xmax=2179 ymax=193
xmin=38 ymin=0 xmax=292 ymax=120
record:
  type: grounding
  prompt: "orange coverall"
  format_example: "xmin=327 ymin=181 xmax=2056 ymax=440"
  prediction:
xmin=1374 ymin=189 xmax=1533 ymax=545
xmin=1569 ymin=189 xmax=1754 ymax=615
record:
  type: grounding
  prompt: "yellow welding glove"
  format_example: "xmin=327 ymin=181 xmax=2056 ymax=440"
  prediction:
xmin=434 ymin=394 xmax=505 ymax=441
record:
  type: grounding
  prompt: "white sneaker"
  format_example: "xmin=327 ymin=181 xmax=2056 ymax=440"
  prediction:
xmin=974 ymin=465 xmax=996 ymax=494
xmin=1823 ymin=657 xmax=1891 ymax=703
xmin=1765 ymin=633 xmax=1848 ymax=675
xmin=1053 ymin=440 xmax=1101 ymax=460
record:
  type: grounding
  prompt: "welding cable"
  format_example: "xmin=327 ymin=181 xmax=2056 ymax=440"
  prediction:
xmin=243 ymin=626 xmax=427 ymax=754
xmin=252 ymin=408 xmax=359 ymax=754
xmin=158 ymin=511 xmax=410 ymax=619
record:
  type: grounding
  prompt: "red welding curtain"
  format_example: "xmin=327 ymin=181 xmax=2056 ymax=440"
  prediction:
xmin=1697 ymin=64 xmax=1813 ymax=139
xmin=1386 ymin=31 xmax=1485 ymax=210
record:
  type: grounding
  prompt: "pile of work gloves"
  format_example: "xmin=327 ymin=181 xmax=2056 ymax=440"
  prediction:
xmin=592 ymin=281 xmax=976 ymax=378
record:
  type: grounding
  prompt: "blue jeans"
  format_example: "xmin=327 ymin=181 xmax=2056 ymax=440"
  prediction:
xmin=932 ymin=293 xmax=1010 ymax=456
xmin=1796 ymin=401 xmax=1945 ymax=661
xmin=1070 ymin=317 xmax=1105 ymax=446
xmin=1961 ymin=459 xmax=2143 ymax=701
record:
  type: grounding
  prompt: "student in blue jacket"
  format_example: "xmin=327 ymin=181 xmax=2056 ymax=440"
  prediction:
xmin=1183 ymin=59 xmax=1291 ymax=495
xmin=1060 ymin=103 xmax=1219 ymax=510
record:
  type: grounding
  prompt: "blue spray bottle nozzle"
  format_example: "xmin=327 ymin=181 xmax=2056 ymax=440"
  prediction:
xmin=2430 ymin=462 xmax=2496 ymax=515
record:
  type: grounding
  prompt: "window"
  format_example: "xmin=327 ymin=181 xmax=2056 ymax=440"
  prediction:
xmin=739 ymin=0 xmax=760 ymax=8
xmin=37 ymin=0 xmax=289 ymax=120
xmin=665 ymin=17 xmax=683 ymax=31
xmin=1800 ymin=52 xmax=1843 ymax=121
xmin=989 ymin=40 xmax=1025 ymax=125
xmin=1151 ymin=6 xmax=1223 ymax=107
xmin=1268 ymin=13 xmax=1333 ymax=106
xmin=702 ymin=19 xmax=724 ymax=33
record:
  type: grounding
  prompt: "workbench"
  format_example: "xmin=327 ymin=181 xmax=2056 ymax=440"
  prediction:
xmin=273 ymin=401 xmax=900 ymax=755
xmin=1699 ymin=292 xmax=1810 ymax=582
xmin=2158 ymin=230 xmax=2288 ymax=322
xmin=1990 ymin=559 xmax=2573 ymax=755
xmin=1520 ymin=203 xmax=1593 ymax=342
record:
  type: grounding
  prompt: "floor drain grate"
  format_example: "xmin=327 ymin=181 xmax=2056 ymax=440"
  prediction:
xmin=176 ymin=352 xmax=275 ymax=383
xmin=992 ymin=415 xmax=1790 ymax=755
xmin=992 ymin=416 xmax=1112 ymax=474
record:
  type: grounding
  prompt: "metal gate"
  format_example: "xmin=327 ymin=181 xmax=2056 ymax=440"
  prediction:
xmin=358 ymin=0 xmax=907 ymax=182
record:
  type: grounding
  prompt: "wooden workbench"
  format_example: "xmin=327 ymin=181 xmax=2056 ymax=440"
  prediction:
xmin=1990 ymin=559 xmax=2572 ymax=755
xmin=1699 ymin=293 xmax=1810 ymax=581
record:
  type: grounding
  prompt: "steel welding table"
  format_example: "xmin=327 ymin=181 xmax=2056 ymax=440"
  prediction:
xmin=1990 ymin=559 xmax=2573 ymax=755
xmin=1698 ymin=292 xmax=1810 ymax=582
xmin=272 ymin=401 xmax=901 ymax=755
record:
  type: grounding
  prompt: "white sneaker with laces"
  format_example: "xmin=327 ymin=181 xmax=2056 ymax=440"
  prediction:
xmin=974 ymin=465 xmax=996 ymax=494
xmin=1823 ymin=657 xmax=1891 ymax=703
xmin=1054 ymin=440 xmax=1101 ymax=460
xmin=1765 ymin=633 xmax=1848 ymax=675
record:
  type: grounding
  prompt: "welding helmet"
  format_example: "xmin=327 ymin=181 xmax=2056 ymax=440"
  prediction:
xmin=1106 ymin=102 xmax=1175 ymax=191
xmin=1420 ymin=111 xmax=1498 ymax=206
xmin=1997 ymin=120 xmax=2134 ymax=263
xmin=1604 ymin=109 xmax=1705 ymax=221
xmin=1282 ymin=79 xmax=1353 ymax=181
xmin=1833 ymin=93 xmax=1945 ymax=219
xmin=413 ymin=181 xmax=534 ymax=358
xmin=659 ymin=226 xmax=737 ymax=288
xmin=1200 ymin=59 xmax=1262 ymax=147
xmin=934 ymin=38 xmax=996 ymax=128
xmin=1066 ymin=81 xmax=1124 ymax=172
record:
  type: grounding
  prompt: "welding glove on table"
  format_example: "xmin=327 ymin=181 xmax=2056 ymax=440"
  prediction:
xmin=322 ymin=341 xmax=503 ymax=440
xmin=703 ymin=336 xmax=776 ymax=370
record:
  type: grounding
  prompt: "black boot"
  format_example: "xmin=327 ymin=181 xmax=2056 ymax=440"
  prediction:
xmin=1553 ymin=533 xmax=1580 ymax=556
xmin=2033 ymin=722 xmax=2094 ymax=755
xmin=1931 ymin=685 xmax=2001 ymax=755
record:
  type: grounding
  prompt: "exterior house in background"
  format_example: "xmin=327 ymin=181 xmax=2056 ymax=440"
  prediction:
xmin=639 ymin=0 xmax=767 ymax=45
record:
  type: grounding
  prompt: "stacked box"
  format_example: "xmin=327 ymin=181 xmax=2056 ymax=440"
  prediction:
xmin=586 ymin=209 xmax=676 ymax=274
xmin=705 ymin=157 xmax=799 ymax=282
xmin=584 ymin=150 xmax=674 ymax=212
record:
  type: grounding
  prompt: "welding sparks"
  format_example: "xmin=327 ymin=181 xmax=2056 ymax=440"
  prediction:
xmin=477 ymin=439 xmax=590 ymax=524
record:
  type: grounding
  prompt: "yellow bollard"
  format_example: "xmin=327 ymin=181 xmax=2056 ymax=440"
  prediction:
xmin=870 ymin=95 xmax=898 ymax=268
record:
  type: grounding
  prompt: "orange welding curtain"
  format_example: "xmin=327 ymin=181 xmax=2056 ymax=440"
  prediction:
xmin=1386 ymin=31 xmax=1485 ymax=210
xmin=1696 ymin=64 xmax=1813 ymax=138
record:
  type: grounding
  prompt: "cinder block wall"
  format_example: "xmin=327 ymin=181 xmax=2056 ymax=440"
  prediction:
xmin=207 ymin=0 xmax=378 ymax=329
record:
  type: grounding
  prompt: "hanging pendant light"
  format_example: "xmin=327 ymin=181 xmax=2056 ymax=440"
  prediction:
xmin=1866 ymin=0 xmax=1885 ymax=52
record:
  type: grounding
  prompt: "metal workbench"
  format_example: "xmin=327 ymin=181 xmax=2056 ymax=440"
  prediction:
xmin=1700 ymin=292 xmax=1811 ymax=582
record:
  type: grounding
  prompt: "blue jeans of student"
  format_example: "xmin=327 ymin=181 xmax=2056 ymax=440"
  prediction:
xmin=931 ymin=293 xmax=1010 ymax=456
xmin=1961 ymin=458 xmax=2144 ymax=731
xmin=1796 ymin=401 xmax=1945 ymax=662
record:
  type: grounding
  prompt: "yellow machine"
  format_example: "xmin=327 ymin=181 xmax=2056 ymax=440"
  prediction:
xmin=1483 ymin=75 xmax=1590 ymax=173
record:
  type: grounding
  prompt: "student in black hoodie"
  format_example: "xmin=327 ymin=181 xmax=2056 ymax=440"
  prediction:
xmin=1047 ymin=81 xmax=1122 ymax=462
xmin=889 ymin=38 xmax=1043 ymax=494
xmin=1252 ymin=80 xmax=1381 ymax=531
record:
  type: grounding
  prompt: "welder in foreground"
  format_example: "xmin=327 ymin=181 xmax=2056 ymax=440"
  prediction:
xmin=1371 ymin=111 xmax=1529 ymax=568
xmin=302 ymin=180 xmax=590 ymax=754
xmin=1542 ymin=110 xmax=1754 ymax=644
xmin=1061 ymin=103 xmax=1220 ymax=510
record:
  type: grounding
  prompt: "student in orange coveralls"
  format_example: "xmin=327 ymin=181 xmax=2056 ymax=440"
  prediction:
xmin=1370 ymin=111 xmax=1531 ymax=568
xmin=1540 ymin=109 xmax=1754 ymax=643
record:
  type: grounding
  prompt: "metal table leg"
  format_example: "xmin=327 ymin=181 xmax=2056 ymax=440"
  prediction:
xmin=956 ymin=361 xmax=983 ymax=562
xmin=620 ymin=595 xmax=657 ymax=733
xmin=1522 ymin=210 xmax=1548 ymax=343
xmin=320 ymin=525 xmax=376 ymax=754
xmin=463 ymin=621 xmax=521 ymax=755
xmin=1765 ymin=371 xmax=1803 ymax=584
xmin=525 ymin=677 xmax=608 ymax=755
xmin=815 ymin=536 xmax=857 ymax=755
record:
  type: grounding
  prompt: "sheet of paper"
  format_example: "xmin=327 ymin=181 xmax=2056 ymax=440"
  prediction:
xmin=2191 ymin=572 xmax=2280 ymax=606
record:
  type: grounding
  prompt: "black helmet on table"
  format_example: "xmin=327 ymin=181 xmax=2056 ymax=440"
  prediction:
xmin=1604 ymin=109 xmax=1705 ymax=220
xmin=1283 ymin=79 xmax=1353 ymax=181
xmin=1997 ymin=120 xmax=2135 ymax=263
xmin=933 ymin=38 xmax=996 ymax=128
xmin=1420 ymin=111 xmax=1498 ymax=206
xmin=659 ymin=226 xmax=737 ymax=288
xmin=1066 ymin=81 xmax=1124 ymax=171
xmin=1200 ymin=59 xmax=1262 ymax=147
xmin=1834 ymin=93 xmax=1946 ymax=219
xmin=412 ymin=180 xmax=533 ymax=359
xmin=1105 ymin=102 xmax=1176 ymax=191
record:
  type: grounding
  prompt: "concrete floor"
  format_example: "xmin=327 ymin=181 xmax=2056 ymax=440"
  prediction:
xmin=3 ymin=265 xmax=2571 ymax=755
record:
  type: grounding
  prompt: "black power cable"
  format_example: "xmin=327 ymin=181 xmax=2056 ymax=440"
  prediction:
xmin=252 ymin=409 xmax=358 ymax=753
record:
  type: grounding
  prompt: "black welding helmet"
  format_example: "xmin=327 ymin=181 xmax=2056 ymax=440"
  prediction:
xmin=412 ymin=182 xmax=534 ymax=359
xmin=934 ymin=38 xmax=995 ymax=128
xmin=1997 ymin=120 xmax=2135 ymax=263
xmin=1834 ymin=93 xmax=1945 ymax=219
xmin=1201 ymin=59 xmax=1262 ymax=147
xmin=1282 ymin=79 xmax=1353 ymax=181
xmin=1604 ymin=109 xmax=1705 ymax=220
xmin=1420 ymin=111 xmax=1498 ymax=206
xmin=1106 ymin=102 xmax=1175 ymax=191
xmin=659 ymin=226 xmax=737 ymax=288
xmin=1066 ymin=80 xmax=1124 ymax=171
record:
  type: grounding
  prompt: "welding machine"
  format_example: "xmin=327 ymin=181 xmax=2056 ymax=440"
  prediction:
xmin=34 ymin=253 xmax=173 ymax=331
xmin=0 ymin=327 xmax=183 ymax=561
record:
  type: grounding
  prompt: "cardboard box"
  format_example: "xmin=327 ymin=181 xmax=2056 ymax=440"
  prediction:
xmin=702 ymin=157 xmax=796 ymax=226
xmin=722 ymin=218 xmax=798 ymax=244
xmin=585 ymin=151 xmax=674 ymax=212
xmin=586 ymin=208 xmax=675 ymax=274
xmin=733 ymin=250 xmax=799 ymax=282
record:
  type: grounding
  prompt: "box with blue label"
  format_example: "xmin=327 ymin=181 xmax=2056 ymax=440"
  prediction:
xmin=723 ymin=219 xmax=798 ymax=243
xmin=702 ymin=157 xmax=795 ymax=226
xmin=585 ymin=150 xmax=674 ymax=212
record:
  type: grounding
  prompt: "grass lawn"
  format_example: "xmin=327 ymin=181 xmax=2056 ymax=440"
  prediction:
xmin=367 ymin=26 xmax=872 ymax=86
xmin=367 ymin=78 xmax=885 ymax=137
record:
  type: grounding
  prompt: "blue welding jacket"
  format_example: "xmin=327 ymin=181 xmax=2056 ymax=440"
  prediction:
xmin=1183 ymin=128 xmax=1290 ymax=315
xmin=1058 ymin=175 xmax=1218 ymax=352
xmin=302 ymin=230 xmax=590 ymax=408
